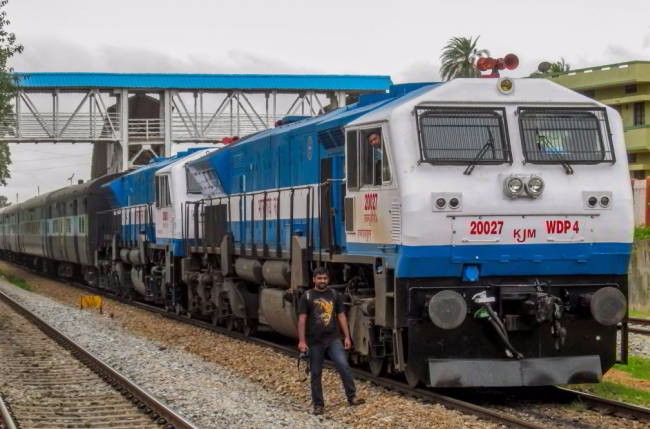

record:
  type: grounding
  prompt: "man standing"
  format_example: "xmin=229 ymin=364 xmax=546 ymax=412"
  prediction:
xmin=298 ymin=267 xmax=365 ymax=415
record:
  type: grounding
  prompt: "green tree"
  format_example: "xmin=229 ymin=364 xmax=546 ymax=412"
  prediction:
xmin=549 ymin=58 xmax=570 ymax=73
xmin=439 ymin=36 xmax=489 ymax=81
xmin=530 ymin=58 xmax=571 ymax=77
xmin=0 ymin=195 xmax=9 ymax=207
xmin=0 ymin=0 xmax=22 ymax=186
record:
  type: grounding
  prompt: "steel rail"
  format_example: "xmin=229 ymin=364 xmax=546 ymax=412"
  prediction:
xmin=628 ymin=317 xmax=650 ymax=327
xmin=0 ymin=289 xmax=198 ymax=429
xmin=628 ymin=317 xmax=650 ymax=335
xmin=554 ymin=387 xmax=650 ymax=421
xmin=0 ymin=394 xmax=17 ymax=429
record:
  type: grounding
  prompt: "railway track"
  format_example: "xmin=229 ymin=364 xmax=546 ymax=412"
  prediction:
xmin=97 ymin=291 xmax=650 ymax=428
xmin=3 ymin=266 xmax=650 ymax=428
xmin=0 ymin=289 xmax=197 ymax=429
xmin=628 ymin=317 xmax=650 ymax=335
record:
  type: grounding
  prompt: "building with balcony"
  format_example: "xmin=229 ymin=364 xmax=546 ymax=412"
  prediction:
xmin=547 ymin=61 xmax=650 ymax=178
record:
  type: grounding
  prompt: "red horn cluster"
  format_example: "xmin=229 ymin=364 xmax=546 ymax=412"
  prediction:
xmin=476 ymin=53 xmax=519 ymax=78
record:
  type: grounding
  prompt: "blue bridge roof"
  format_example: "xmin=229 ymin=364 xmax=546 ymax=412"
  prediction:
xmin=14 ymin=72 xmax=392 ymax=92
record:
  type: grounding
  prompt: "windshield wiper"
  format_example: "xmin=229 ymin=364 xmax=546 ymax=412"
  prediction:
xmin=464 ymin=128 xmax=495 ymax=175
xmin=536 ymin=131 xmax=574 ymax=175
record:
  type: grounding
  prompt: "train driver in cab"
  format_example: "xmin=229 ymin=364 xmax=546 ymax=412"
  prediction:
xmin=366 ymin=131 xmax=390 ymax=186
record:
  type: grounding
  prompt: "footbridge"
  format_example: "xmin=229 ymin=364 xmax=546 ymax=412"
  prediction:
xmin=2 ymin=73 xmax=392 ymax=177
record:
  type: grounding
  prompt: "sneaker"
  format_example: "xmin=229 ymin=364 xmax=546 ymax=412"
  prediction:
xmin=348 ymin=397 xmax=365 ymax=406
xmin=313 ymin=406 xmax=324 ymax=415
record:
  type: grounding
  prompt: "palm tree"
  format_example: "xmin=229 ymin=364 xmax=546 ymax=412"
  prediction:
xmin=439 ymin=36 xmax=489 ymax=81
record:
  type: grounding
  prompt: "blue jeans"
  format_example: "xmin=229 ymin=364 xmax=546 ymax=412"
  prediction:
xmin=309 ymin=338 xmax=356 ymax=407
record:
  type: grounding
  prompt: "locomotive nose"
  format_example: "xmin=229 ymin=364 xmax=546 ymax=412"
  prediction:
xmin=588 ymin=287 xmax=627 ymax=326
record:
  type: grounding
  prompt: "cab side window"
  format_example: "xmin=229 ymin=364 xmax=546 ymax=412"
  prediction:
xmin=156 ymin=175 xmax=171 ymax=208
xmin=346 ymin=128 xmax=391 ymax=190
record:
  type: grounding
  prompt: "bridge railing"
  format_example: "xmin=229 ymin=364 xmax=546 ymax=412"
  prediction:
xmin=0 ymin=112 xmax=121 ymax=141
xmin=0 ymin=112 xmax=297 ymax=142
xmin=128 ymin=118 xmax=163 ymax=141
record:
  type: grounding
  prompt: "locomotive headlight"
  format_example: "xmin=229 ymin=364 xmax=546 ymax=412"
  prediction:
xmin=526 ymin=176 xmax=544 ymax=198
xmin=589 ymin=287 xmax=627 ymax=326
xmin=428 ymin=290 xmax=467 ymax=330
xmin=504 ymin=176 xmax=524 ymax=198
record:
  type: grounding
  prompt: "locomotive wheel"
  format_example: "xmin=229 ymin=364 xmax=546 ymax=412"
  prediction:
xmin=369 ymin=357 xmax=386 ymax=377
xmin=226 ymin=316 xmax=236 ymax=332
xmin=174 ymin=303 xmax=184 ymax=316
xmin=404 ymin=365 xmax=421 ymax=388
xmin=242 ymin=319 xmax=257 ymax=337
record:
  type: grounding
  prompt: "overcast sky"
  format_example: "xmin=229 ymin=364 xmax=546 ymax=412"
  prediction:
xmin=4 ymin=0 xmax=650 ymax=201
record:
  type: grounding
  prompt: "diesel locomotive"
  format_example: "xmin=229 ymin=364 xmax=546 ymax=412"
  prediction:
xmin=0 ymin=77 xmax=633 ymax=388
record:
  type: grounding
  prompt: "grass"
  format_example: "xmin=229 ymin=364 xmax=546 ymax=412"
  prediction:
xmin=569 ymin=381 xmax=650 ymax=407
xmin=569 ymin=355 xmax=650 ymax=407
xmin=630 ymin=309 xmax=650 ymax=319
xmin=614 ymin=355 xmax=650 ymax=380
xmin=0 ymin=269 xmax=31 ymax=291
xmin=634 ymin=227 xmax=650 ymax=241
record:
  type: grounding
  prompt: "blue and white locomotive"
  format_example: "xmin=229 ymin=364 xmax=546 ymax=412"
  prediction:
xmin=0 ymin=77 xmax=633 ymax=388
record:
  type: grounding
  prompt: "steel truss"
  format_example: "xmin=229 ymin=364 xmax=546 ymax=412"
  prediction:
xmin=0 ymin=87 xmax=348 ymax=175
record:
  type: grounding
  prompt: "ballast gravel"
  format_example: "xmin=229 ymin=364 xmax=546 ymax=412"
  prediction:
xmin=0 ymin=281 xmax=332 ymax=429
xmin=0 ymin=269 xmax=495 ymax=429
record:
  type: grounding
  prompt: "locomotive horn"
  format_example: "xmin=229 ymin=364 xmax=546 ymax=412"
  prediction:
xmin=503 ymin=54 xmax=519 ymax=70
xmin=476 ymin=57 xmax=497 ymax=71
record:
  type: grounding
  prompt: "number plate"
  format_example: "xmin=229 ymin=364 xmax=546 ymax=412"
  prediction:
xmin=452 ymin=216 xmax=590 ymax=245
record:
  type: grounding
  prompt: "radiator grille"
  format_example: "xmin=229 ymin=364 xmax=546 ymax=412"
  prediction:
xmin=391 ymin=200 xmax=401 ymax=243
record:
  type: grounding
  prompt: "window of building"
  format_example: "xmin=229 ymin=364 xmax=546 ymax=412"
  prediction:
xmin=625 ymin=84 xmax=637 ymax=94
xmin=634 ymin=102 xmax=645 ymax=126
xmin=628 ymin=153 xmax=637 ymax=164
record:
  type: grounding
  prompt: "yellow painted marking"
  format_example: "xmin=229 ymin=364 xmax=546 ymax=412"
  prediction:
xmin=79 ymin=295 xmax=103 ymax=314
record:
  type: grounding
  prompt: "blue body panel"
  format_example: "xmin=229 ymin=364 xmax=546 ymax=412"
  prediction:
xmin=397 ymin=242 xmax=631 ymax=277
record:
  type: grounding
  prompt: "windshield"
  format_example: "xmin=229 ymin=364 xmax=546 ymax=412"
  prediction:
xmin=415 ymin=107 xmax=511 ymax=165
xmin=518 ymin=107 xmax=614 ymax=164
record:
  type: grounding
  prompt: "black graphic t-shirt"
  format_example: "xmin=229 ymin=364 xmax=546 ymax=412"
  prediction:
xmin=298 ymin=288 xmax=344 ymax=345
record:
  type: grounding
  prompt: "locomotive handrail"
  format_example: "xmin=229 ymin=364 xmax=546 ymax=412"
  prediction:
xmin=97 ymin=203 xmax=154 ymax=249
xmin=182 ymin=183 xmax=327 ymax=260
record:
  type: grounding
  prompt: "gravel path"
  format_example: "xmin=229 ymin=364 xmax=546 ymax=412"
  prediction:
xmin=0 ymin=265 xmax=495 ymax=429
xmin=628 ymin=331 xmax=650 ymax=357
